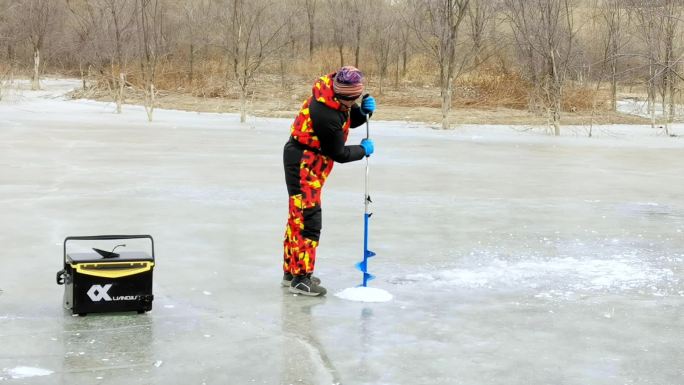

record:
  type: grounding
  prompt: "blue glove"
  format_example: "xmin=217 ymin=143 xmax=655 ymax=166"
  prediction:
xmin=360 ymin=95 xmax=376 ymax=115
xmin=360 ymin=138 xmax=374 ymax=156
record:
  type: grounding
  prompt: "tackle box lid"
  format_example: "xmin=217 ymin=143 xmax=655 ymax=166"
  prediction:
xmin=67 ymin=250 xmax=154 ymax=264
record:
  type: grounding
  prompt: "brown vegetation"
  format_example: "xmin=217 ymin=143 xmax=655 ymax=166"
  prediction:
xmin=1 ymin=0 xmax=681 ymax=130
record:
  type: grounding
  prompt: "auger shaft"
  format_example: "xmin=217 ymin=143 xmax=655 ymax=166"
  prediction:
xmin=357 ymin=118 xmax=376 ymax=287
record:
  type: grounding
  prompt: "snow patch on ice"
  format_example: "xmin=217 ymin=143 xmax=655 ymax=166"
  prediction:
xmin=393 ymin=257 xmax=677 ymax=298
xmin=617 ymin=98 xmax=684 ymax=121
xmin=335 ymin=287 xmax=393 ymax=302
xmin=3 ymin=366 xmax=53 ymax=379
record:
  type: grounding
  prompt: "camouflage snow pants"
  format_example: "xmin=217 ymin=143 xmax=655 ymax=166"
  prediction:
xmin=282 ymin=140 xmax=334 ymax=275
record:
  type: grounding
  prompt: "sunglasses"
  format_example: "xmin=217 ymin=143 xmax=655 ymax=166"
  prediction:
xmin=336 ymin=93 xmax=362 ymax=101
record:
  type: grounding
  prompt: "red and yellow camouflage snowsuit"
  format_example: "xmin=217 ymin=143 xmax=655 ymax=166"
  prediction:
xmin=283 ymin=73 xmax=367 ymax=275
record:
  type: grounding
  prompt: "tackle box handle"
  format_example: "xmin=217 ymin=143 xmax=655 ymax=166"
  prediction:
xmin=63 ymin=235 xmax=155 ymax=266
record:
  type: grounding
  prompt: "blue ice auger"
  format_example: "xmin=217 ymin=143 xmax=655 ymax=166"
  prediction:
xmin=356 ymin=113 xmax=376 ymax=287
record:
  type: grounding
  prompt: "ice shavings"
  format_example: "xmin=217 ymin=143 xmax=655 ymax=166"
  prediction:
xmin=335 ymin=287 xmax=393 ymax=302
xmin=393 ymin=256 xmax=678 ymax=298
xmin=3 ymin=366 xmax=53 ymax=379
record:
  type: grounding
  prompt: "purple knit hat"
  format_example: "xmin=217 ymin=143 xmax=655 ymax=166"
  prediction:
xmin=333 ymin=66 xmax=364 ymax=99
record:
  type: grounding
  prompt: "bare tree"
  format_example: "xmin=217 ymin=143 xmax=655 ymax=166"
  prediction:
xmin=350 ymin=0 xmax=366 ymax=68
xmin=504 ymin=0 xmax=577 ymax=135
xmin=637 ymin=0 xmax=682 ymax=133
xmin=303 ymin=0 xmax=317 ymax=59
xmin=583 ymin=0 xmax=630 ymax=136
xmin=0 ymin=0 xmax=17 ymax=97
xmin=661 ymin=0 xmax=680 ymax=125
xmin=15 ymin=0 xmax=61 ymax=90
xmin=395 ymin=7 xmax=413 ymax=86
xmin=466 ymin=0 xmax=501 ymax=71
xmin=220 ymin=0 xmax=238 ymax=86
xmin=65 ymin=0 xmax=96 ymax=91
xmin=325 ymin=0 xmax=349 ymax=67
xmin=135 ymin=0 xmax=165 ymax=122
xmin=412 ymin=0 xmax=471 ymax=129
xmin=597 ymin=0 xmax=627 ymax=112
xmin=0 ymin=1 xmax=12 ymax=101
xmin=105 ymin=0 xmax=136 ymax=113
xmin=179 ymin=0 xmax=212 ymax=88
xmin=629 ymin=1 xmax=665 ymax=129
xmin=278 ymin=12 xmax=303 ymax=89
xmin=70 ymin=0 xmax=136 ymax=113
xmin=368 ymin=1 xmax=397 ymax=95
xmin=221 ymin=0 xmax=289 ymax=123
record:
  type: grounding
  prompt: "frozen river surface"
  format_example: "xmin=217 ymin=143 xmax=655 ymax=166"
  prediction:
xmin=0 ymin=80 xmax=683 ymax=384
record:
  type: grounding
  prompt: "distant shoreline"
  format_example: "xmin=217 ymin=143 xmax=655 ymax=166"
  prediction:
xmin=2 ymin=76 xmax=654 ymax=127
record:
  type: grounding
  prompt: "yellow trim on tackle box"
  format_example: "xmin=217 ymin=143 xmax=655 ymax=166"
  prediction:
xmin=73 ymin=261 xmax=155 ymax=279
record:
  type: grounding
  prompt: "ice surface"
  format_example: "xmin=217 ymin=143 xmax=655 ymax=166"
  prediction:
xmin=335 ymin=287 xmax=393 ymax=302
xmin=0 ymin=79 xmax=683 ymax=385
xmin=2 ymin=366 xmax=54 ymax=379
xmin=395 ymin=256 xmax=677 ymax=294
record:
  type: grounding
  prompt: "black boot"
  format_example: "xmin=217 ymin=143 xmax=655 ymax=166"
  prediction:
xmin=288 ymin=274 xmax=327 ymax=296
xmin=282 ymin=272 xmax=321 ymax=287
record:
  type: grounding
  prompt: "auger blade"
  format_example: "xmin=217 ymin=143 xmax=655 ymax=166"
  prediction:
xmin=363 ymin=272 xmax=376 ymax=283
xmin=355 ymin=260 xmax=368 ymax=273
xmin=365 ymin=250 xmax=376 ymax=258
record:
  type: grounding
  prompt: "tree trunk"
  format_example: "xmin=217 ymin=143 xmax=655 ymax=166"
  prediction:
xmin=80 ymin=63 xmax=86 ymax=91
xmin=239 ymin=87 xmax=247 ymax=123
xmin=279 ymin=56 xmax=286 ymax=89
xmin=526 ymin=48 xmax=537 ymax=112
xmin=113 ymin=6 xmax=123 ymax=67
xmin=32 ymin=48 xmax=41 ymax=91
xmin=667 ymin=54 xmax=676 ymax=125
xmin=308 ymin=24 xmax=315 ymax=59
xmin=664 ymin=0 xmax=676 ymax=125
xmin=550 ymin=51 xmax=561 ymax=136
xmin=338 ymin=45 xmax=344 ymax=67
xmin=668 ymin=72 xmax=676 ymax=124
xmin=551 ymin=80 xmax=561 ymax=136
xmin=402 ymin=40 xmax=408 ymax=77
xmin=307 ymin=0 xmax=315 ymax=59
xmin=394 ymin=52 xmax=400 ymax=89
xmin=660 ymin=88 xmax=669 ymax=136
xmin=189 ymin=43 xmax=194 ymax=87
xmin=440 ymin=78 xmax=452 ymax=130
xmin=354 ymin=24 xmax=361 ymax=68
xmin=145 ymin=83 xmax=154 ymax=122
xmin=648 ymin=66 xmax=656 ymax=129
xmin=224 ymin=55 xmax=231 ymax=90
xmin=117 ymin=72 xmax=125 ymax=114
xmin=610 ymin=57 xmax=617 ymax=112
xmin=553 ymin=95 xmax=561 ymax=136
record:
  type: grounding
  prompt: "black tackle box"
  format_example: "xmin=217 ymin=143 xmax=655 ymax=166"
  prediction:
xmin=56 ymin=235 xmax=155 ymax=316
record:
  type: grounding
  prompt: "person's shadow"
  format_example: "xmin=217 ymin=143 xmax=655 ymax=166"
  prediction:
xmin=280 ymin=294 xmax=343 ymax=385
xmin=357 ymin=307 xmax=374 ymax=381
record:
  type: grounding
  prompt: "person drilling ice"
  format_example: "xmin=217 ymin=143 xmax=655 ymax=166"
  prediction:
xmin=282 ymin=66 xmax=376 ymax=296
